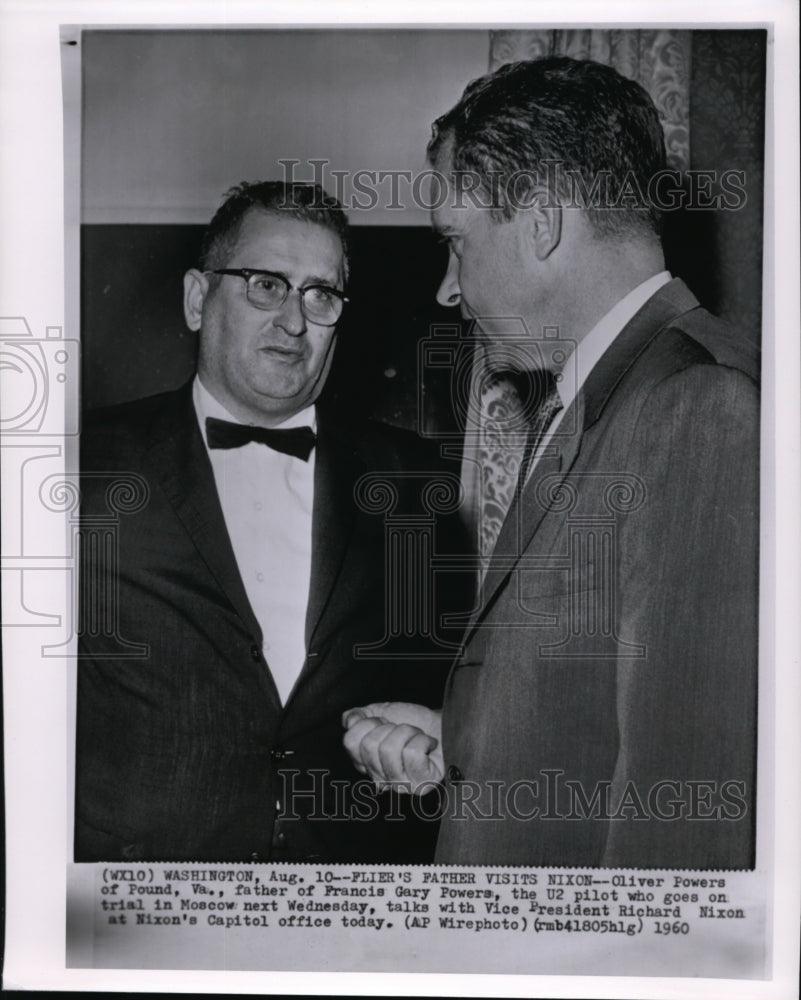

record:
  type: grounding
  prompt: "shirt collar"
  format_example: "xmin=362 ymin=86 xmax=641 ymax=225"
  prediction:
xmin=193 ymin=375 xmax=316 ymax=446
xmin=556 ymin=270 xmax=672 ymax=409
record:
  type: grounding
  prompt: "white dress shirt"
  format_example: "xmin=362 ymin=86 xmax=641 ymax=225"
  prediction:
xmin=193 ymin=377 xmax=315 ymax=704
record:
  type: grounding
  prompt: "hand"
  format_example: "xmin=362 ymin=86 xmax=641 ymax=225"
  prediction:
xmin=342 ymin=702 xmax=444 ymax=794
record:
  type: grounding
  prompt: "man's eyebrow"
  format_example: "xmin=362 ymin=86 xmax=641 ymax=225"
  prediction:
xmin=251 ymin=267 xmax=340 ymax=288
xmin=303 ymin=274 xmax=340 ymax=287
xmin=245 ymin=266 xmax=290 ymax=281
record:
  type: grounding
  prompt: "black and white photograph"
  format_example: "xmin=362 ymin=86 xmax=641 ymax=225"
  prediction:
xmin=1 ymin=1 xmax=799 ymax=995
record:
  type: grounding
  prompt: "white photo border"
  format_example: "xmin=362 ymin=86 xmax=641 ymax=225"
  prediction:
xmin=1 ymin=1 xmax=799 ymax=996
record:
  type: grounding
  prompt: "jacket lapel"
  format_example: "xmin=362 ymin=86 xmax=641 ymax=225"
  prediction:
xmin=142 ymin=383 xmax=264 ymax=646
xmin=471 ymin=400 xmax=583 ymax=634
xmin=578 ymin=278 xmax=700 ymax=428
xmin=468 ymin=279 xmax=701 ymax=636
xmin=303 ymin=407 xmax=363 ymax=654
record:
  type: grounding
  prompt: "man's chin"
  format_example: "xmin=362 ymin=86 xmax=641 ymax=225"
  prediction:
xmin=257 ymin=377 xmax=322 ymax=408
xmin=251 ymin=366 xmax=309 ymax=396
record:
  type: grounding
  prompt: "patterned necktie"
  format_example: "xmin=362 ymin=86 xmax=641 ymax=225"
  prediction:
xmin=477 ymin=368 xmax=562 ymax=561
xmin=515 ymin=369 xmax=563 ymax=500
xmin=205 ymin=417 xmax=316 ymax=461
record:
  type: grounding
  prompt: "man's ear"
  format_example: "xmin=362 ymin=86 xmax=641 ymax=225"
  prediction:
xmin=527 ymin=192 xmax=562 ymax=261
xmin=183 ymin=269 xmax=208 ymax=331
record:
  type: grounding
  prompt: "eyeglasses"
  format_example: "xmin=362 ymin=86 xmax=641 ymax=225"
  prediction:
xmin=210 ymin=268 xmax=349 ymax=326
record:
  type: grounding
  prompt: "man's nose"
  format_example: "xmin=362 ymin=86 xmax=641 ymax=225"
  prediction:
xmin=436 ymin=253 xmax=461 ymax=309
xmin=273 ymin=289 xmax=307 ymax=337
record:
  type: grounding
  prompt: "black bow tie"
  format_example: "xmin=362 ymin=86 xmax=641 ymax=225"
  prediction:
xmin=205 ymin=417 xmax=316 ymax=461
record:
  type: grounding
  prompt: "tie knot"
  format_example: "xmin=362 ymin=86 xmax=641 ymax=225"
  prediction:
xmin=205 ymin=417 xmax=316 ymax=461
xmin=506 ymin=367 xmax=559 ymax=418
xmin=481 ymin=367 xmax=560 ymax=426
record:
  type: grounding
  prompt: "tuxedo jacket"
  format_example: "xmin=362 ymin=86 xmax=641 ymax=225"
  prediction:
xmin=435 ymin=279 xmax=760 ymax=869
xmin=75 ymin=382 xmax=467 ymax=863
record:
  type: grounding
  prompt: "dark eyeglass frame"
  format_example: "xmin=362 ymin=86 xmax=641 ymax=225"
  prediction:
xmin=209 ymin=268 xmax=349 ymax=326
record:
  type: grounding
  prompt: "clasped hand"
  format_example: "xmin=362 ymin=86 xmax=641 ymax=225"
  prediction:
xmin=341 ymin=702 xmax=444 ymax=794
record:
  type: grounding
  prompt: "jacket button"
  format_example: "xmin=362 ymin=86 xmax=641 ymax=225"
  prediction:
xmin=250 ymin=852 xmax=260 ymax=861
xmin=448 ymin=765 xmax=463 ymax=782
xmin=250 ymin=644 xmax=261 ymax=661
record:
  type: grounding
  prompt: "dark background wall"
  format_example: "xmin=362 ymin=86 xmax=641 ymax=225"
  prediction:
xmin=81 ymin=225 xmax=456 ymax=428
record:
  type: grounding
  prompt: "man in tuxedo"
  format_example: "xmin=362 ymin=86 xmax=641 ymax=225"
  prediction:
xmin=344 ymin=57 xmax=759 ymax=869
xmin=76 ymin=181 xmax=462 ymax=862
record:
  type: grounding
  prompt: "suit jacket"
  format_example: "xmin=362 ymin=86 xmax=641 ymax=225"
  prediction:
xmin=435 ymin=279 xmax=759 ymax=869
xmin=76 ymin=381 xmax=467 ymax=863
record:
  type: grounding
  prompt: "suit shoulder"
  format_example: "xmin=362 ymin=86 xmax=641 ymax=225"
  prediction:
xmin=84 ymin=386 xmax=188 ymax=429
xmin=630 ymin=339 xmax=759 ymax=453
xmin=639 ymin=318 xmax=758 ymax=392
xmin=603 ymin=324 xmax=758 ymax=451
xmin=670 ymin=305 xmax=760 ymax=383
xmin=81 ymin=385 xmax=190 ymax=462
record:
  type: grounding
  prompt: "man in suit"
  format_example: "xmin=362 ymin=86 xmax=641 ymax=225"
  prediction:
xmin=344 ymin=57 xmax=759 ymax=869
xmin=76 ymin=180 xmax=463 ymax=863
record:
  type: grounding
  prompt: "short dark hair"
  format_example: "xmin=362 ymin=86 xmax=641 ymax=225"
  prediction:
xmin=199 ymin=180 xmax=350 ymax=278
xmin=427 ymin=57 xmax=666 ymax=239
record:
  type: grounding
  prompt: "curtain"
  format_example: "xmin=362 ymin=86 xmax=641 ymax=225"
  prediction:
xmin=687 ymin=31 xmax=765 ymax=346
xmin=489 ymin=29 xmax=691 ymax=171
